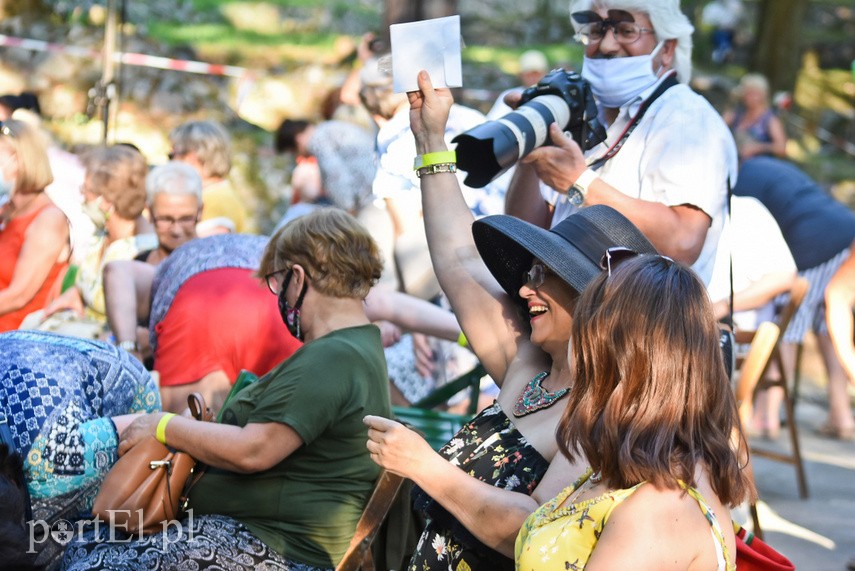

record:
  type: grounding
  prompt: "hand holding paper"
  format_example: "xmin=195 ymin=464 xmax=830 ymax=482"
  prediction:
xmin=390 ymin=15 xmax=463 ymax=93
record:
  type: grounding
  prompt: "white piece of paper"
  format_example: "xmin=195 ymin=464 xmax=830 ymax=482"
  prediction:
xmin=390 ymin=15 xmax=463 ymax=93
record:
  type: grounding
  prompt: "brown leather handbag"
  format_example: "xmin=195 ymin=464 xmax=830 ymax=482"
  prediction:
xmin=92 ymin=393 xmax=211 ymax=535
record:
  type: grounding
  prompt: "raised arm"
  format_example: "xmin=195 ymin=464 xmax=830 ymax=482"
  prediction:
xmin=504 ymin=162 xmax=555 ymax=229
xmin=410 ymin=71 xmax=528 ymax=383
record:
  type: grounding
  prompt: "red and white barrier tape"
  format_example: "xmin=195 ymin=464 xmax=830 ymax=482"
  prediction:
xmin=0 ymin=33 xmax=251 ymax=79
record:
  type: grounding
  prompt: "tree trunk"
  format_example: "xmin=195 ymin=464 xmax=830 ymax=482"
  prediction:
xmin=384 ymin=0 xmax=458 ymax=28
xmin=751 ymin=0 xmax=808 ymax=93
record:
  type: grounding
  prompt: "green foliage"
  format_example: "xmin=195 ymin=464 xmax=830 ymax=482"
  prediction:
xmin=148 ymin=21 xmax=339 ymax=49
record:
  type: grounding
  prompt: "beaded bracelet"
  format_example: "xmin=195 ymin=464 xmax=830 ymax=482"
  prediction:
xmin=416 ymin=163 xmax=457 ymax=178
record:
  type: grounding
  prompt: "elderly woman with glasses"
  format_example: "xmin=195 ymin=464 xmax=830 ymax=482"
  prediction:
xmin=0 ymin=119 xmax=71 ymax=331
xmin=134 ymin=160 xmax=203 ymax=266
xmin=516 ymin=254 xmax=751 ymax=570
xmin=504 ymin=0 xmax=736 ymax=300
xmin=44 ymin=145 xmax=156 ymax=328
xmin=63 ymin=208 xmax=392 ymax=571
xmin=363 ymin=70 xmax=657 ymax=571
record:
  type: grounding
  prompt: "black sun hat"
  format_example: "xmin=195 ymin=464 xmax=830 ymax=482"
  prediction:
xmin=472 ymin=205 xmax=658 ymax=299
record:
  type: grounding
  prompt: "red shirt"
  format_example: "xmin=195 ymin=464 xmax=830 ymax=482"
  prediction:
xmin=154 ymin=267 xmax=301 ymax=386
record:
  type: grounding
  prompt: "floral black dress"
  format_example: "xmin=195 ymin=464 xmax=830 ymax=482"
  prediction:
xmin=408 ymin=401 xmax=549 ymax=571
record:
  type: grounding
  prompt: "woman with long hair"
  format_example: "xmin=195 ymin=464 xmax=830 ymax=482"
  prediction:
xmin=516 ymin=254 xmax=752 ymax=570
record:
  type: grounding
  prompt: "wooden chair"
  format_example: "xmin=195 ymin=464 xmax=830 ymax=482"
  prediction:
xmin=335 ymin=470 xmax=406 ymax=571
xmin=734 ymin=321 xmax=781 ymax=540
xmin=735 ymin=277 xmax=810 ymax=499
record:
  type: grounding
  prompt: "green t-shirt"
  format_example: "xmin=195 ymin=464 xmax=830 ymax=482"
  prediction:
xmin=187 ymin=324 xmax=391 ymax=567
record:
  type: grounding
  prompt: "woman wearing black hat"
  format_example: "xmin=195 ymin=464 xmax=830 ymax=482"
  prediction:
xmin=364 ymin=71 xmax=657 ymax=571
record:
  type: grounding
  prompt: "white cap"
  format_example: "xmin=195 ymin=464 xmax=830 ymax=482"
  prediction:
xmin=519 ymin=50 xmax=548 ymax=73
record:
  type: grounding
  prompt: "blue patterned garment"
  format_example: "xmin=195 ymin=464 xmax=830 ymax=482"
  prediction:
xmin=148 ymin=234 xmax=269 ymax=353
xmin=0 ymin=330 xmax=160 ymax=522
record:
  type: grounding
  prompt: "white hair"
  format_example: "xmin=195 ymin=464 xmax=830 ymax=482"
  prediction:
xmin=570 ymin=0 xmax=695 ymax=83
xmin=146 ymin=161 xmax=203 ymax=205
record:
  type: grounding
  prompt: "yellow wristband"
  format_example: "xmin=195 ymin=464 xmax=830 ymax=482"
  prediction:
xmin=457 ymin=332 xmax=468 ymax=348
xmin=413 ymin=150 xmax=456 ymax=171
xmin=156 ymin=413 xmax=176 ymax=445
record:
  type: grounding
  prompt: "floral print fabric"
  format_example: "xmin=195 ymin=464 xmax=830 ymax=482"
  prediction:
xmin=409 ymin=401 xmax=549 ymax=571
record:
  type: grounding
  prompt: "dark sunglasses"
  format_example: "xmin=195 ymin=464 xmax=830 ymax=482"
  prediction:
xmin=522 ymin=262 xmax=550 ymax=289
xmin=599 ymin=247 xmax=675 ymax=276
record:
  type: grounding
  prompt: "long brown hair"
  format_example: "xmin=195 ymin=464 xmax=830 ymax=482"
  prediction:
xmin=557 ymin=255 xmax=751 ymax=506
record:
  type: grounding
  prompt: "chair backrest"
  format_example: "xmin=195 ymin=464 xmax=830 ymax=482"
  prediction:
xmin=411 ymin=363 xmax=486 ymax=415
xmin=335 ymin=469 xmax=405 ymax=571
xmin=776 ymin=277 xmax=809 ymax=335
xmin=734 ymin=321 xmax=780 ymax=428
xmin=391 ymin=406 xmax=471 ymax=451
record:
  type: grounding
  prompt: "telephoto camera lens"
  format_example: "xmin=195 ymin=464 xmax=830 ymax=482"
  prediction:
xmin=452 ymin=70 xmax=605 ymax=188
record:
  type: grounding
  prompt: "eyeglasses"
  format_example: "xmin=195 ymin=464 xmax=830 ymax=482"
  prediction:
xmin=265 ymin=268 xmax=292 ymax=295
xmin=152 ymin=214 xmax=197 ymax=229
xmin=572 ymin=10 xmax=655 ymax=46
xmin=0 ymin=122 xmax=14 ymax=138
xmin=522 ymin=262 xmax=550 ymax=290
xmin=599 ymin=247 xmax=639 ymax=276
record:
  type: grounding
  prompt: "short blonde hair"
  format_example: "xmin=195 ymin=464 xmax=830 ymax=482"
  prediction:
xmin=259 ymin=208 xmax=383 ymax=299
xmin=169 ymin=120 xmax=232 ymax=179
xmin=0 ymin=118 xmax=53 ymax=195
xmin=737 ymin=73 xmax=770 ymax=99
xmin=82 ymin=145 xmax=148 ymax=219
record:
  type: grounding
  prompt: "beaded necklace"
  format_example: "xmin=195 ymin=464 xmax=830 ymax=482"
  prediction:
xmin=512 ymin=371 xmax=570 ymax=417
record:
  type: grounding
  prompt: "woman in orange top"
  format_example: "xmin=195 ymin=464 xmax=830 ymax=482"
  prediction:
xmin=0 ymin=119 xmax=70 ymax=331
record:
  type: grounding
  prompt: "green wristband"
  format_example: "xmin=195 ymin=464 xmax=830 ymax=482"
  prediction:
xmin=156 ymin=413 xmax=176 ymax=445
xmin=457 ymin=331 xmax=468 ymax=348
xmin=413 ymin=150 xmax=457 ymax=171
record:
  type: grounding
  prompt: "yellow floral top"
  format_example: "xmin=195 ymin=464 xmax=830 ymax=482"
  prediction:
xmin=515 ymin=468 xmax=733 ymax=571
xmin=77 ymin=233 xmax=157 ymax=321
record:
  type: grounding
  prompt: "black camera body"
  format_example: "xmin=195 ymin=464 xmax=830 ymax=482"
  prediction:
xmin=452 ymin=70 xmax=606 ymax=188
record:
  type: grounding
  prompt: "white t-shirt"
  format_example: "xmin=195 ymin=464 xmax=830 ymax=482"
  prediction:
xmin=550 ymin=75 xmax=738 ymax=290
xmin=708 ymin=196 xmax=796 ymax=331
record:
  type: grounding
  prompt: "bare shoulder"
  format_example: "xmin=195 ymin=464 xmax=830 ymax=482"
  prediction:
xmin=31 ymin=203 xmax=69 ymax=232
xmin=587 ymin=483 xmax=721 ymax=571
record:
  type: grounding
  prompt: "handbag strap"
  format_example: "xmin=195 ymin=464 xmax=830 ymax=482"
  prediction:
xmin=177 ymin=392 xmax=211 ymax=511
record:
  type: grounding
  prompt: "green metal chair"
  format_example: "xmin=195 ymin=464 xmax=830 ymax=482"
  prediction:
xmin=392 ymin=363 xmax=487 ymax=451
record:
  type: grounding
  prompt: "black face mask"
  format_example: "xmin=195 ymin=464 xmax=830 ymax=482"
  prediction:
xmin=277 ymin=270 xmax=309 ymax=341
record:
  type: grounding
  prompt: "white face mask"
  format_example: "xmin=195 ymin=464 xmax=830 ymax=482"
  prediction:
xmin=582 ymin=41 xmax=665 ymax=109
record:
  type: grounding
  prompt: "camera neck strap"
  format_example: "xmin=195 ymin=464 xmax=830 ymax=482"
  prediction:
xmin=588 ymin=71 xmax=679 ymax=171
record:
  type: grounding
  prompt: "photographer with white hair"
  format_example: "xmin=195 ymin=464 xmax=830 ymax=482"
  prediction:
xmin=505 ymin=0 xmax=737 ymax=295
